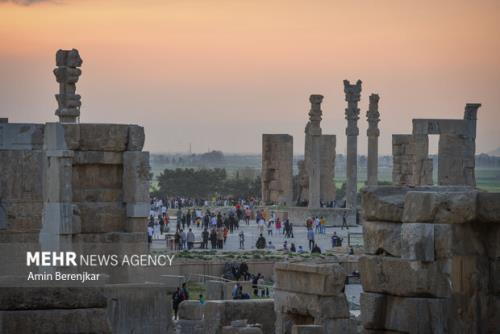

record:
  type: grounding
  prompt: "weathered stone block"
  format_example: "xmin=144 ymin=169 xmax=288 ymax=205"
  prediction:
xmin=123 ymin=151 xmax=150 ymax=203
xmin=176 ymin=319 xmax=205 ymax=334
xmin=0 ymin=287 xmax=106 ymax=310
xmin=401 ymin=223 xmax=434 ymax=262
xmin=450 ymin=255 xmax=490 ymax=296
xmin=124 ymin=217 xmax=148 ymax=232
xmin=477 ymin=192 xmax=500 ymax=223
xmin=274 ymin=290 xmax=349 ymax=319
xmin=403 ymin=190 xmax=477 ymax=224
xmin=0 ymin=150 xmax=44 ymax=201
xmin=261 ymin=134 xmax=293 ymax=205
xmin=105 ymin=283 xmax=174 ymax=334
xmin=73 ymin=151 xmax=123 ymax=165
xmin=72 ymin=164 xmax=123 ymax=190
xmin=2 ymin=201 xmax=43 ymax=231
xmin=204 ymin=300 xmax=275 ymax=334
xmin=73 ymin=189 xmax=123 ymax=202
xmin=486 ymin=224 xmax=500 ymax=258
xmin=322 ymin=318 xmax=357 ymax=334
xmin=291 ymin=325 xmax=324 ymax=334
xmin=434 ymin=223 xmax=486 ymax=259
xmin=126 ymin=203 xmax=149 ymax=218
xmin=274 ymin=262 xmax=346 ymax=296
xmin=361 ymin=186 xmax=408 ymax=222
xmin=0 ymin=123 xmax=44 ymax=150
xmin=61 ymin=123 xmax=80 ymax=149
xmin=0 ymin=308 xmax=111 ymax=333
xmin=127 ymin=125 xmax=145 ymax=151
xmin=363 ymin=221 xmax=401 ymax=257
xmin=77 ymin=202 xmax=125 ymax=233
xmin=359 ymin=255 xmax=451 ymax=298
xmin=360 ymin=292 xmax=449 ymax=333
xmin=79 ymin=124 xmax=129 ymax=151
xmin=178 ymin=300 xmax=204 ymax=320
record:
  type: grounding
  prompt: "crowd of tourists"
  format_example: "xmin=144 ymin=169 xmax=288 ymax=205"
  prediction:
xmin=147 ymin=198 xmax=354 ymax=255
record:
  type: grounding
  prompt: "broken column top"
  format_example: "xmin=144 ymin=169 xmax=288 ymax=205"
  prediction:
xmin=367 ymin=93 xmax=380 ymax=136
xmin=54 ymin=48 xmax=83 ymax=124
xmin=308 ymin=94 xmax=323 ymax=131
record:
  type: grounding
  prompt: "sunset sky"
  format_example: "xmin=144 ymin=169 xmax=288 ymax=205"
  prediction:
xmin=0 ymin=0 xmax=499 ymax=155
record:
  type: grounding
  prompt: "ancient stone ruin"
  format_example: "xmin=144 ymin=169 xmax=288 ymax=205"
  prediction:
xmin=177 ymin=299 xmax=275 ymax=334
xmin=262 ymin=134 xmax=293 ymax=206
xmin=299 ymin=95 xmax=336 ymax=209
xmin=274 ymin=262 xmax=356 ymax=334
xmin=360 ymin=185 xmax=500 ymax=333
xmin=54 ymin=48 xmax=83 ymax=123
xmin=366 ymin=94 xmax=380 ymax=186
xmin=0 ymin=49 xmax=174 ymax=333
xmin=262 ymin=95 xmax=337 ymax=209
xmin=393 ymin=103 xmax=480 ymax=186
xmin=344 ymin=80 xmax=362 ymax=209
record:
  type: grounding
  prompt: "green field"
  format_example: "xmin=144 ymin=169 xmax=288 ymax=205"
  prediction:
xmin=151 ymin=159 xmax=500 ymax=193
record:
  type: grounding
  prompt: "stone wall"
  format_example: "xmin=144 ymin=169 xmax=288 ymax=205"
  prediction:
xmin=274 ymin=262 xmax=356 ymax=334
xmin=105 ymin=283 xmax=174 ymax=334
xmin=0 ymin=121 xmax=150 ymax=282
xmin=392 ymin=134 xmax=422 ymax=186
xmin=360 ymin=186 xmax=500 ymax=333
xmin=0 ymin=287 xmax=111 ymax=333
xmin=262 ymin=134 xmax=293 ymax=206
xmin=177 ymin=299 xmax=275 ymax=334
xmin=393 ymin=104 xmax=479 ymax=187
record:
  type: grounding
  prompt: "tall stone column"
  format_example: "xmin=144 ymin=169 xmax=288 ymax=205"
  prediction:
xmin=366 ymin=94 xmax=380 ymax=186
xmin=307 ymin=95 xmax=323 ymax=209
xmin=344 ymin=80 xmax=362 ymax=209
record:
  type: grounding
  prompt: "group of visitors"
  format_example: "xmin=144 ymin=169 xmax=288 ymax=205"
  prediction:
xmin=148 ymin=199 xmax=355 ymax=255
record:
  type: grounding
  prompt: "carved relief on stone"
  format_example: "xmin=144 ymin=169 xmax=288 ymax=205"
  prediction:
xmin=343 ymin=79 xmax=362 ymax=104
xmin=344 ymin=80 xmax=362 ymax=135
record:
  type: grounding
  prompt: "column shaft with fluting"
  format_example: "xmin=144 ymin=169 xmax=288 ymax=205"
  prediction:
xmin=366 ymin=94 xmax=380 ymax=186
xmin=344 ymin=80 xmax=362 ymax=209
xmin=306 ymin=94 xmax=323 ymax=209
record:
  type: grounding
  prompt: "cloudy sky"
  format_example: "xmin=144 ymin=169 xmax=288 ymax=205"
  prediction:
xmin=0 ymin=0 xmax=499 ymax=154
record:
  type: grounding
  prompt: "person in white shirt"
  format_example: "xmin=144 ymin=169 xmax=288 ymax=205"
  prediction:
xmin=147 ymin=225 xmax=154 ymax=244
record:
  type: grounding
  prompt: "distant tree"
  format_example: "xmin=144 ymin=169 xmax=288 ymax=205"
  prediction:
xmin=156 ymin=168 xmax=259 ymax=199
xmin=336 ymin=182 xmax=347 ymax=201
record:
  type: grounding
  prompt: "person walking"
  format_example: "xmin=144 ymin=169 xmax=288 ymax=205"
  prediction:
xmin=239 ymin=230 xmax=245 ymax=249
xmin=267 ymin=219 xmax=273 ymax=236
xmin=307 ymin=227 xmax=315 ymax=251
xmin=245 ymin=207 xmax=251 ymax=225
xmin=147 ymin=224 xmax=154 ymax=246
xmin=217 ymin=227 xmax=224 ymax=249
xmin=172 ymin=287 xmax=182 ymax=320
xmin=210 ymin=228 xmax=217 ymax=249
xmin=202 ymin=228 xmax=209 ymax=249
xmin=342 ymin=211 xmax=349 ymax=230
xmin=180 ymin=229 xmax=187 ymax=250
xmin=275 ymin=217 xmax=281 ymax=234
xmin=320 ymin=216 xmax=326 ymax=234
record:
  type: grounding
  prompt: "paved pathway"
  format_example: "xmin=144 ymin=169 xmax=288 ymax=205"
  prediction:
xmin=150 ymin=219 xmax=362 ymax=253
